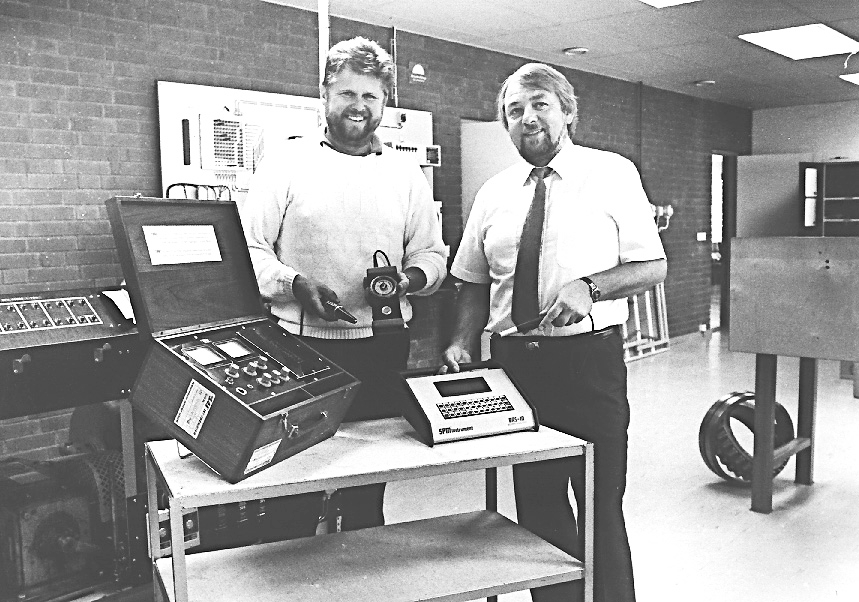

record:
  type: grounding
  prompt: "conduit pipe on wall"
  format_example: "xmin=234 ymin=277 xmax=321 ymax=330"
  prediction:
xmin=318 ymin=0 xmax=329 ymax=85
xmin=391 ymin=26 xmax=399 ymax=107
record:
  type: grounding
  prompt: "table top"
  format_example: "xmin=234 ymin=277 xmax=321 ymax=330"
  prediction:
xmin=146 ymin=418 xmax=588 ymax=508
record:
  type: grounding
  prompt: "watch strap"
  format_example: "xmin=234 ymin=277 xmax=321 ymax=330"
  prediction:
xmin=579 ymin=276 xmax=600 ymax=302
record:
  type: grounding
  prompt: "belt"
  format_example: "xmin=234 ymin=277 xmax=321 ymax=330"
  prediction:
xmin=491 ymin=325 xmax=619 ymax=352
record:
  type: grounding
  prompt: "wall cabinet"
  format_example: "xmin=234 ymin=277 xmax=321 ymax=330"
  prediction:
xmin=800 ymin=161 xmax=859 ymax=236
xmin=145 ymin=418 xmax=593 ymax=602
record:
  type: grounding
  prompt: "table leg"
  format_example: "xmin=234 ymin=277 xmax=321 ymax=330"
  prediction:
xmin=795 ymin=357 xmax=817 ymax=485
xmin=170 ymin=494 xmax=189 ymax=602
xmin=584 ymin=442 xmax=594 ymax=602
xmin=486 ymin=467 xmax=497 ymax=602
xmin=485 ymin=466 xmax=497 ymax=512
xmin=145 ymin=449 xmax=161 ymax=562
xmin=751 ymin=353 xmax=777 ymax=513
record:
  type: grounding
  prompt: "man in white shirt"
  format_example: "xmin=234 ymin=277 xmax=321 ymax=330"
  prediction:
xmin=442 ymin=63 xmax=666 ymax=602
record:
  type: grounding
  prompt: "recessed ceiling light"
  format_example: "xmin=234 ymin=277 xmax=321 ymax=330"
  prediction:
xmin=839 ymin=73 xmax=859 ymax=86
xmin=636 ymin=0 xmax=701 ymax=7
xmin=739 ymin=24 xmax=859 ymax=60
xmin=562 ymin=47 xmax=589 ymax=56
xmin=694 ymin=79 xmax=716 ymax=87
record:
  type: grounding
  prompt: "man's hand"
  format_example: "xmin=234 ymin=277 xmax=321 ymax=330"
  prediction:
xmin=541 ymin=278 xmax=592 ymax=328
xmin=396 ymin=266 xmax=427 ymax=296
xmin=292 ymin=274 xmax=341 ymax=322
xmin=439 ymin=343 xmax=472 ymax=374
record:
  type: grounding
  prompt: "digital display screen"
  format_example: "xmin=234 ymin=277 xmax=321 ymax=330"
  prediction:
xmin=215 ymin=339 xmax=253 ymax=358
xmin=434 ymin=376 xmax=491 ymax=398
xmin=184 ymin=346 xmax=224 ymax=366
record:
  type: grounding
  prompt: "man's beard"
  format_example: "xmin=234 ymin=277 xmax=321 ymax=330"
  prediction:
xmin=326 ymin=109 xmax=381 ymax=147
xmin=517 ymin=128 xmax=563 ymax=165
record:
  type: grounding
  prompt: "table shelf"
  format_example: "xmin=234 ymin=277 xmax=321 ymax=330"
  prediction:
xmin=154 ymin=510 xmax=582 ymax=602
xmin=146 ymin=418 xmax=593 ymax=602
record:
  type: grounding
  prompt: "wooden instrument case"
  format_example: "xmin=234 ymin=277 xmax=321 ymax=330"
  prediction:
xmin=106 ymin=197 xmax=359 ymax=483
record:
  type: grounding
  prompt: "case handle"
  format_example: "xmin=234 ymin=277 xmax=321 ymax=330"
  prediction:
xmin=282 ymin=411 xmax=328 ymax=439
xmin=94 ymin=342 xmax=112 ymax=363
xmin=12 ymin=353 xmax=31 ymax=375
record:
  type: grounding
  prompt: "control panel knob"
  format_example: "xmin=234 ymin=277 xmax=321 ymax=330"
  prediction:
xmin=266 ymin=372 xmax=281 ymax=385
xmin=242 ymin=364 xmax=258 ymax=377
xmin=256 ymin=376 xmax=272 ymax=388
xmin=224 ymin=364 xmax=240 ymax=379
xmin=253 ymin=356 xmax=268 ymax=371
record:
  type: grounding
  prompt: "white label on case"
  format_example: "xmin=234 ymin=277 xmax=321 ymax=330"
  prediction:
xmin=245 ymin=439 xmax=281 ymax=474
xmin=174 ymin=379 xmax=215 ymax=439
xmin=142 ymin=225 xmax=222 ymax=265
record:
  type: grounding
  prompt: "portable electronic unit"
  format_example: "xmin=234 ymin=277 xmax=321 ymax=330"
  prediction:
xmin=106 ymin=196 xmax=360 ymax=483
xmin=399 ymin=361 xmax=538 ymax=446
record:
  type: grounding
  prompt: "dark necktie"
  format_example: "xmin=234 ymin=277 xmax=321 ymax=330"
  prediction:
xmin=511 ymin=166 xmax=551 ymax=328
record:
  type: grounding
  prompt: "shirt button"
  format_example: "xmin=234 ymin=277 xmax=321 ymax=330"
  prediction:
xmin=525 ymin=341 xmax=540 ymax=351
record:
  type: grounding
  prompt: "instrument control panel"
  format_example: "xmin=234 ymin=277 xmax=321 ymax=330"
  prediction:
xmin=1 ymin=296 xmax=103 ymax=333
xmin=164 ymin=321 xmax=339 ymax=417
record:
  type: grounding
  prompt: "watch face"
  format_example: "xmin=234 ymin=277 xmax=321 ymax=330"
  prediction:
xmin=369 ymin=275 xmax=397 ymax=298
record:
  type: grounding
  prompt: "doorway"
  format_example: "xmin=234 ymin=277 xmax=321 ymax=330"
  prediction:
xmin=710 ymin=154 xmax=723 ymax=330
xmin=711 ymin=153 xmax=737 ymax=332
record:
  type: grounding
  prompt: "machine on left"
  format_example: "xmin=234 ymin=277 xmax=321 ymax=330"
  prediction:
xmin=0 ymin=289 xmax=150 ymax=600
xmin=0 ymin=288 xmax=142 ymax=421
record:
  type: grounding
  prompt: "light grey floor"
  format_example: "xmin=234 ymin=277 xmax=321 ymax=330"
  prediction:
xmin=385 ymin=330 xmax=859 ymax=602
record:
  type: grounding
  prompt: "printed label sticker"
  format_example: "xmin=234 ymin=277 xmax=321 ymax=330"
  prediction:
xmin=245 ymin=439 xmax=281 ymax=474
xmin=174 ymin=379 xmax=215 ymax=439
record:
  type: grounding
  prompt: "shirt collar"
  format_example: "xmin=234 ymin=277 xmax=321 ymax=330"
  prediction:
xmin=316 ymin=127 xmax=385 ymax=155
xmin=514 ymin=140 xmax=579 ymax=185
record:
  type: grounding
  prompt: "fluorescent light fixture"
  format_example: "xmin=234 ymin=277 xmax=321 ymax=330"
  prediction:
xmin=840 ymin=73 xmax=859 ymax=86
xmin=739 ymin=24 xmax=859 ymax=60
xmin=637 ymin=0 xmax=701 ymax=7
xmin=562 ymin=46 xmax=589 ymax=56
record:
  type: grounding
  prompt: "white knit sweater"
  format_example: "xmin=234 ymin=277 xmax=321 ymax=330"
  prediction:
xmin=240 ymin=130 xmax=448 ymax=339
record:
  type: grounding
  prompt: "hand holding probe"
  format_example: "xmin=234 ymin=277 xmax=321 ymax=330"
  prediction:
xmin=496 ymin=313 xmax=546 ymax=337
xmin=324 ymin=299 xmax=358 ymax=324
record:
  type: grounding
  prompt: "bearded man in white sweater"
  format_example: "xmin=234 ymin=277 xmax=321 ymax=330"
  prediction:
xmin=241 ymin=36 xmax=447 ymax=534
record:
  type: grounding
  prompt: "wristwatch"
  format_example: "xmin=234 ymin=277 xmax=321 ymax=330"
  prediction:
xmin=579 ymin=276 xmax=601 ymax=302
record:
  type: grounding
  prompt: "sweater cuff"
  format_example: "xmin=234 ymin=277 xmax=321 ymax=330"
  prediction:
xmin=405 ymin=260 xmax=443 ymax=296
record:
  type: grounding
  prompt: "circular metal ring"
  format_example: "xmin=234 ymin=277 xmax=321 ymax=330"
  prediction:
xmin=699 ymin=391 xmax=795 ymax=484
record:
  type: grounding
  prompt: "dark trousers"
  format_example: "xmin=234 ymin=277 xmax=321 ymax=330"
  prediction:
xmin=491 ymin=327 xmax=635 ymax=602
xmin=295 ymin=331 xmax=411 ymax=532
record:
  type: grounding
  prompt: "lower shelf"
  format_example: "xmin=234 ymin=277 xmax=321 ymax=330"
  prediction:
xmin=154 ymin=510 xmax=582 ymax=602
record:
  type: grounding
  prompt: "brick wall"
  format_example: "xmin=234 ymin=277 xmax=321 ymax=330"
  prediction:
xmin=0 ymin=0 xmax=751 ymax=459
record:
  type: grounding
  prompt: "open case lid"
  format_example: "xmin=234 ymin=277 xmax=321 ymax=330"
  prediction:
xmin=106 ymin=196 xmax=265 ymax=338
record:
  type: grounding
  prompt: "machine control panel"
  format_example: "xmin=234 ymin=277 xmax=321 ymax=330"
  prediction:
xmin=1 ymin=296 xmax=103 ymax=333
